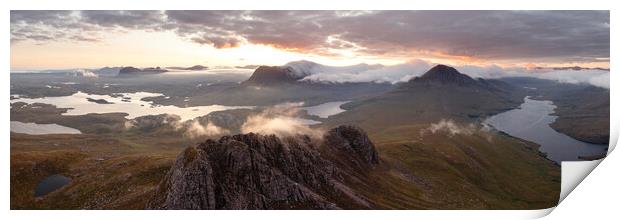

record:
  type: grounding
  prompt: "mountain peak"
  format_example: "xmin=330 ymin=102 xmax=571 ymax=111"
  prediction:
xmin=242 ymin=65 xmax=300 ymax=86
xmin=147 ymin=125 xmax=378 ymax=209
xmin=424 ymin=64 xmax=460 ymax=75
xmin=409 ymin=64 xmax=477 ymax=86
xmin=284 ymin=60 xmax=322 ymax=78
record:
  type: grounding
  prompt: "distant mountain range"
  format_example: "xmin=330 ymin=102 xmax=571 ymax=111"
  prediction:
xmin=166 ymin=65 xmax=209 ymax=71
xmin=92 ymin=67 xmax=122 ymax=76
xmin=90 ymin=65 xmax=208 ymax=76
xmin=119 ymin=66 xmax=168 ymax=75
xmin=534 ymin=66 xmax=610 ymax=71
xmin=198 ymin=62 xmax=525 ymax=110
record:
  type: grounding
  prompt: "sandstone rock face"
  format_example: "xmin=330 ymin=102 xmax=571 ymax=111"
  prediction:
xmin=147 ymin=125 xmax=379 ymax=209
xmin=324 ymin=125 xmax=379 ymax=167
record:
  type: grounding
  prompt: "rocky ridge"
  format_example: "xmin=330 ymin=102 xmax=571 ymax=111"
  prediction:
xmin=147 ymin=125 xmax=379 ymax=209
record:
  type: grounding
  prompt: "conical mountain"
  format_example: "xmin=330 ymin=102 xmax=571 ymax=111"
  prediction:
xmin=325 ymin=64 xmax=526 ymax=129
xmin=242 ymin=66 xmax=301 ymax=86
xmin=408 ymin=64 xmax=478 ymax=86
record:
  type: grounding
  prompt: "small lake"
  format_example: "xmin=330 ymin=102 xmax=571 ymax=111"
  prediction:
xmin=302 ymin=101 xmax=350 ymax=118
xmin=484 ymin=97 xmax=608 ymax=163
xmin=34 ymin=174 xmax=71 ymax=197
xmin=11 ymin=121 xmax=81 ymax=135
xmin=11 ymin=91 xmax=253 ymax=122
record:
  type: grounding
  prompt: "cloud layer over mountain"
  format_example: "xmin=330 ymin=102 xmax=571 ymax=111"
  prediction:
xmin=285 ymin=60 xmax=610 ymax=89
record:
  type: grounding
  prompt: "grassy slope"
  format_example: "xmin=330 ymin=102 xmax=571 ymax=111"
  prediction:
xmin=362 ymin=125 xmax=559 ymax=209
xmin=10 ymin=133 xmax=186 ymax=209
xmin=317 ymin=84 xmax=560 ymax=209
xmin=546 ymin=88 xmax=609 ymax=145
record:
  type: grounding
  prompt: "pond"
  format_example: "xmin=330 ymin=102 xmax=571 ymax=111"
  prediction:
xmin=34 ymin=174 xmax=71 ymax=197
xmin=484 ymin=97 xmax=608 ymax=163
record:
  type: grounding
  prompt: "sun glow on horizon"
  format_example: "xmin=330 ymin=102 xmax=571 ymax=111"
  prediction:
xmin=11 ymin=29 xmax=411 ymax=71
xmin=10 ymin=29 xmax=609 ymax=71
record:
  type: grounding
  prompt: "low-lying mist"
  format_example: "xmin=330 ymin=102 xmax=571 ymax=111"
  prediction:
xmin=185 ymin=120 xmax=229 ymax=138
xmin=124 ymin=114 xmax=230 ymax=138
xmin=291 ymin=60 xmax=609 ymax=89
xmin=421 ymin=119 xmax=494 ymax=142
xmin=124 ymin=102 xmax=323 ymax=138
xmin=241 ymin=102 xmax=324 ymax=138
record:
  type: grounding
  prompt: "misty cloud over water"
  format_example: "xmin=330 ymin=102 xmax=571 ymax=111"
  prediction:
xmin=241 ymin=102 xmax=323 ymax=138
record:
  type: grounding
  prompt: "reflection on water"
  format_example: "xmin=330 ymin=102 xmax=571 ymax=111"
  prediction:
xmin=34 ymin=174 xmax=71 ymax=197
xmin=11 ymin=121 xmax=81 ymax=135
xmin=484 ymin=97 xmax=608 ymax=163
xmin=302 ymin=101 xmax=350 ymax=118
xmin=11 ymin=91 xmax=253 ymax=122
xmin=295 ymin=117 xmax=322 ymax=125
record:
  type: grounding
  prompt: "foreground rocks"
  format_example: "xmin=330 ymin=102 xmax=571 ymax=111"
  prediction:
xmin=147 ymin=125 xmax=378 ymax=209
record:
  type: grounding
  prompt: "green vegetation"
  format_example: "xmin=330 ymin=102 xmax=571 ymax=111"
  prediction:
xmin=360 ymin=126 xmax=559 ymax=209
xmin=10 ymin=133 xmax=181 ymax=209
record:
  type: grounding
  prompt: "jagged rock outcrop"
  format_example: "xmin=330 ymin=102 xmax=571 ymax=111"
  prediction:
xmin=324 ymin=125 xmax=379 ymax=167
xmin=147 ymin=125 xmax=379 ymax=209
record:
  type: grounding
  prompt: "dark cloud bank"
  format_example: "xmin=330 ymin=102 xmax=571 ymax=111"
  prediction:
xmin=11 ymin=10 xmax=610 ymax=63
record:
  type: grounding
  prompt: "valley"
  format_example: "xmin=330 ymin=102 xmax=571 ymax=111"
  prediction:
xmin=10 ymin=63 xmax=607 ymax=209
xmin=502 ymin=77 xmax=610 ymax=145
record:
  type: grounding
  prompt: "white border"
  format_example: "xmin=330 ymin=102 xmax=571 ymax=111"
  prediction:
xmin=2 ymin=1 xmax=617 ymax=219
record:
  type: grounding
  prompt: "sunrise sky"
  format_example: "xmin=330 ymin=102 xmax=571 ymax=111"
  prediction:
xmin=10 ymin=10 xmax=610 ymax=70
